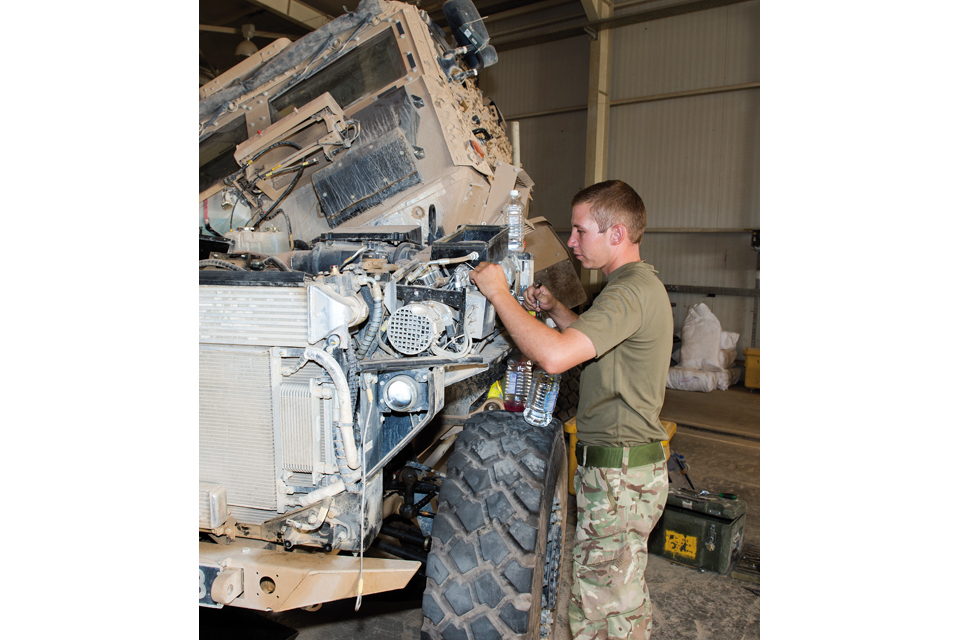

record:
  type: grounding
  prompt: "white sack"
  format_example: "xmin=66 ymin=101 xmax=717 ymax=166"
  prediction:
xmin=666 ymin=367 xmax=718 ymax=393
xmin=720 ymin=331 xmax=740 ymax=351
xmin=716 ymin=367 xmax=742 ymax=391
xmin=679 ymin=303 xmax=724 ymax=371
xmin=720 ymin=349 xmax=737 ymax=370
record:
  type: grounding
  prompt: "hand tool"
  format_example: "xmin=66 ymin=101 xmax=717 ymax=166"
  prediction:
xmin=699 ymin=490 xmax=739 ymax=500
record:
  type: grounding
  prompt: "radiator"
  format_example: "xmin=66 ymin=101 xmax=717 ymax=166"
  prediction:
xmin=199 ymin=344 xmax=340 ymax=526
xmin=199 ymin=346 xmax=277 ymax=514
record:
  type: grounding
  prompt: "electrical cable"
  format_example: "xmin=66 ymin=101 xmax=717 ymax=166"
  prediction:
xmin=354 ymin=374 xmax=375 ymax=612
xmin=377 ymin=318 xmax=398 ymax=357
xmin=199 ymin=259 xmax=244 ymax=271
xmin=199 ymin=102 xmax=231 ymax=139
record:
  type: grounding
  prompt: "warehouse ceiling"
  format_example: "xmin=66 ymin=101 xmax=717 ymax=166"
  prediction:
xmin=199 ymin=0 xmax=750 ymax=85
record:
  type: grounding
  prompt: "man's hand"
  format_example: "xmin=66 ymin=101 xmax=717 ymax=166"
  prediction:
xmin=522 ymin=283 xmax=557 ymax=313
xmin=468 ymin=261 xmax=511 ymax=301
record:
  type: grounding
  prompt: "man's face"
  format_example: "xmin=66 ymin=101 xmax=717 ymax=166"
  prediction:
xmin=567 ymin=202 xmax=612 ymax=271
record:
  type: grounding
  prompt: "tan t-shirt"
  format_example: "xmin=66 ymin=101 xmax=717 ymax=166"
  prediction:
xmin=568 ymin=261 xmax=673 ymax=447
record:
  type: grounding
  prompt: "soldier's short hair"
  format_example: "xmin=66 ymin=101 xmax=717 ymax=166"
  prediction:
xmin=571 ymin=180 xmax=646 ymax=244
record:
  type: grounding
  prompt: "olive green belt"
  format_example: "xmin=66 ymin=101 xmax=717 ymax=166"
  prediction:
xmin=575 ymin=441 xmax=665 ymax=468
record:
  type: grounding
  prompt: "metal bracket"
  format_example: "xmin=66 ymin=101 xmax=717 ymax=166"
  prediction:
xmin=306 ymin=282 xmax=367 ymax=345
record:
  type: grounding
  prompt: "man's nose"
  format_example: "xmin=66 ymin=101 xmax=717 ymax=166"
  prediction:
xmin=567 ymin=235 xmax=575 ymax=248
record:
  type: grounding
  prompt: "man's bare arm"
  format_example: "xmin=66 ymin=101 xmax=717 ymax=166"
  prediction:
xmin=471 ymin=263 xmax=595 ymax=374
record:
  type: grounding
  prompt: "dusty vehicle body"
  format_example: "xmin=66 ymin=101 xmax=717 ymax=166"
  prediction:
xmin=198 ymin=1 xmax=584 ymax=636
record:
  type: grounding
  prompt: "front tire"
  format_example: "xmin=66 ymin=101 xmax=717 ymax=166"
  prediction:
xmin=421 ymin=411 xmax=567 ymax=639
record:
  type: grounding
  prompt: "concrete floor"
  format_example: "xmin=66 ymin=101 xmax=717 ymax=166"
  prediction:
xmin=201 ymin=384 xmax=760 ymax=639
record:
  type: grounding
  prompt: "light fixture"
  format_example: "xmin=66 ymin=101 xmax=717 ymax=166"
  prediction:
xmin=235 ymin=24 xmax=258 ymax=58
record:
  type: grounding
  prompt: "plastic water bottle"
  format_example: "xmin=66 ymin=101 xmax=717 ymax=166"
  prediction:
xmin=503 ymin=358 xmax=533 ymax=412
xmin=505 ymin=190 xmax=524 ymax=252
xmin=524 ymin=369 xmax=561 ymax=426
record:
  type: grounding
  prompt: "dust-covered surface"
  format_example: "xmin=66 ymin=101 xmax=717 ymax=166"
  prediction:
xmin=210 ymin=393 xmax=760 ymax=640
xmin=647 ymin=556 xmax=760 ymax=640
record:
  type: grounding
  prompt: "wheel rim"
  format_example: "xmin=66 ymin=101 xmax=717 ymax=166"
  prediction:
xmin=539 ymin=476 xmax=566 ymax=637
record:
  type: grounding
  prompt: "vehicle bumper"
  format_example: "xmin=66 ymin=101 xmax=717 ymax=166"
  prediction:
xmin=199 ymin=541 xmax=420 ymax=611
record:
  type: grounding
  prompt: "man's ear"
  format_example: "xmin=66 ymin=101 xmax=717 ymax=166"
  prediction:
xmin=611 ymin=224 xmax=625 ymax=244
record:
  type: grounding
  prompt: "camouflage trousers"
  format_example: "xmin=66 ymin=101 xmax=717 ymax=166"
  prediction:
xmin=569 ymin=449 xmax=669 ymax=640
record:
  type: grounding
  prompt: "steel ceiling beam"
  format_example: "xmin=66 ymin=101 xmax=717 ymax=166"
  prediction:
xmin=243 ymin=0 xmax=334 ymax=31
xmin=491 ymin=0 xmax=752 ymax=51
xmin=200 ymin=24 xmax=303 ymax=39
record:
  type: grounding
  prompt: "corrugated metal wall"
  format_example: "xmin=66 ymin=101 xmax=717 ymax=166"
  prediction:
xmin=479 ymin=35 xmax=591 ymax=228
xmin=481 ymin=0 xmax=760 ymax=353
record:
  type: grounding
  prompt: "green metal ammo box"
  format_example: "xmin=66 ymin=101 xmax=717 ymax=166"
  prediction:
xmin=649 ymin=488 xmax=747 ymax=574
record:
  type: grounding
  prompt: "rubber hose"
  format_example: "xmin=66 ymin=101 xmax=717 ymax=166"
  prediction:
xmin=285 ymin=348 xmax=359 ymax=469
xmin=264 ymin=256 xmax=291 ymax=271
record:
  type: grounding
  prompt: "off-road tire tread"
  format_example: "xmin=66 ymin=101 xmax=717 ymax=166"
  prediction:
xmin=554 ymin=364 xmax=582 ymax=425
xmin=421 ymin=410 xmax=564 ymax=640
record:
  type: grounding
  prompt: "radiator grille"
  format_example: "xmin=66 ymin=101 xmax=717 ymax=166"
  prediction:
xmin=199 ymin=346 xmax=277 ymax=512
xmin=200 ymin=286 xmax=309 ymax=346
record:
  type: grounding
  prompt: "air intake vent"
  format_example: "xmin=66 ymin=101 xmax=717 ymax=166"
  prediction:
xmin=200 ymin=286 xmax=308 ymax=346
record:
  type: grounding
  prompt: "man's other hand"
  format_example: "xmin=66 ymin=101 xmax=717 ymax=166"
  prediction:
xmin=522 ymin=283 xmax=557 ymax=313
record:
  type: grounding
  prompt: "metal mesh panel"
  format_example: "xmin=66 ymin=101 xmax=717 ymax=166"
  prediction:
xmin=199 ymin=346 xmax=277 ymax=512
xmin=388 ymin=306 xmax=434 ymax=354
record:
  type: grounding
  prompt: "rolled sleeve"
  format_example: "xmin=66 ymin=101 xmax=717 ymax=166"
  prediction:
xmin=569 ymin=282 xmax=643 ymax=357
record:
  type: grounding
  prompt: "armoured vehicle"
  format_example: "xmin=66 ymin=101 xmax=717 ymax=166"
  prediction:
xmin=198 ymin=1 xmax=584 ymax=637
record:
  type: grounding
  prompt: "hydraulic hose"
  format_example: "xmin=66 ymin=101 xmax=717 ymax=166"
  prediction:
xmin=282 ymin=347 xmax=359 ymax=470
xmin=247 ymin=140 xmax=303 ymax=164
xmin=240 ymin=141 xmax=303 ymax=231
xmin=252 ymin=163 xmax=304 ymax=230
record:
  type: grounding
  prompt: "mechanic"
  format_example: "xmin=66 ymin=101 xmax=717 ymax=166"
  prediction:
xmin=468 ymin=179 xmax=673 ymax=639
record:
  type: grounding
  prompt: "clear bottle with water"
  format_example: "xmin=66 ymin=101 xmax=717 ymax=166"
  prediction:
xmin=524 ymin=369 xmax=561 ymax=426
xmin=505 ymin=189 xmax=524 ymax=252
xmin=503 ymin=357 xmax=533 ymax=412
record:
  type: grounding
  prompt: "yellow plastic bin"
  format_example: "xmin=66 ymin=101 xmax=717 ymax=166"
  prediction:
xmin=563 ymin=418 xmax=579 ymax=496
xmin=744 ymin=347 xmax=760 ymax=389
xmin=564 ymin=418 xmax=677 ymax=496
